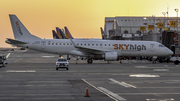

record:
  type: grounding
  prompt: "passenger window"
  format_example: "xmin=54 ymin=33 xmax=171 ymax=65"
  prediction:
xmin=109 ymin=44 xmax=110 ymax=46
xmin=84 ymin=44 xmax=86 ymax=46
xmin=81 ymin=44 xmax=83 ymax=46
xmin=105 ymin=44 xmax=106 ymax=46
xmin=52 ymin=43 xmax=54 ymax=45
xmin=88 ymin=44 xmax=90 ymax=46
xmin=56 ymin=43 xmax=58 ymax=45
xmin=67 ymin=43 xmax=69 ymax=45
xmin=48 ymin=43 xmax=50 ymax=45
xmin=63 ymin=43 xmax=65 ymax=45
xmin=59 ymin=43 xmax=61 ymax=45
xmin=77 ymin=44 xmax=79 ymax=45
xmin=96 ymin=44 xmax=98 ymax=46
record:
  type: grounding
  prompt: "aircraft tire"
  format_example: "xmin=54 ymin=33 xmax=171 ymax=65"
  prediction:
xmin=87 ymin=59 xmax=93 ymax=64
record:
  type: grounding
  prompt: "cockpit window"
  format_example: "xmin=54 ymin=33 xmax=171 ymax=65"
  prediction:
xmin=159 ymin=44 xmax=165 ymax=47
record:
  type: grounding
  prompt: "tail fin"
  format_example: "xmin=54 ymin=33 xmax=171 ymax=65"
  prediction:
xmin=52 ymin=30 xmax=60 ymax=39
xmin=9 ymin=14 xmax=41 ymax=40
xmin=56 ymin=27 xmax=62 ymax=39
xmin=100 ymin=27 xmax=105 ymax=40
xmin=64 ymin=27 xmax=74 ymax=39
xmin=59 ymin=29 xmax=67 ymax=39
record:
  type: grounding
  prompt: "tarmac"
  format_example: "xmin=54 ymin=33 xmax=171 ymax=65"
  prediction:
xmin=0 ymin=49 xmax=180 ymax=101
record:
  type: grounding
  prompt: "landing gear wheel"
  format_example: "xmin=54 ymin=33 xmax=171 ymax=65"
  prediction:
xmin=87 ymin=59 xmax=93 ymax=64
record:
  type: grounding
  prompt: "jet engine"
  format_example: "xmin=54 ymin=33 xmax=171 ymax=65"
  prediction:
xmin=104 ymin=52 xmax=118 ymax=61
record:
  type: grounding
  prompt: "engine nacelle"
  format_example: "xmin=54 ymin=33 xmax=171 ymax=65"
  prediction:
xmin=104 ymin=52 xmax=118 ymax=61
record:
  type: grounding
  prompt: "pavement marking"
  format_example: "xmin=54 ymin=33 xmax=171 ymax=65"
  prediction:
xmin=153 ymin=69 xmax=169 ymax=71
xmin=146 ymin=98 xmax=174 ymax=101
xmin=82 ymin=79 xmax=118 ymax=101
xmin=98 ymin=87 xmax=127 ymax=101
xmin=109 ymin=78 xmax=136 ymax=88
xmin=135 ymin=66 xmax=147 ymax=68
xmin=6 ymin=53 xmax=11 ymax=58
xmin=6 ymin=70 xmax=36 ymax=72
xmin=42 ymin=55 xmax=55 ymax=58
xmin=129 ymin=74 xmax=160 ymax=77
xmin=14 ymin=58 xmax=21 ymax=63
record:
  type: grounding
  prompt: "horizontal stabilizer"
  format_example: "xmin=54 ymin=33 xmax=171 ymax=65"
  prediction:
xmin=6 ymin=38 xmax=27 ymax=44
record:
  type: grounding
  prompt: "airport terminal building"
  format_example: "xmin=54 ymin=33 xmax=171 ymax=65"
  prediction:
xmin=104 ymin=16 xmax=180 ymax=51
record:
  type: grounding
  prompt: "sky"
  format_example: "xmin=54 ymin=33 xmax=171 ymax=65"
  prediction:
xmin=0 ymin=0 xmax=180 ymax=47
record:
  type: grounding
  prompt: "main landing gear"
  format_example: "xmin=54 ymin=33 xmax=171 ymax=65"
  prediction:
xmin=87 ymin=58 xmax=93 ymax=64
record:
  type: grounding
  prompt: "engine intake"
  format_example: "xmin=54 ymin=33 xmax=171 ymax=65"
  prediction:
xmin=104 ymin=52 xmax=118 ymax=61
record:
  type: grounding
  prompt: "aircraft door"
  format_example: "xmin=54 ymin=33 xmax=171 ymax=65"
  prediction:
xmin=41 ymin=41 xmax=46 ymax=49
xmin=150 ymin=44 xmax=155 ymax=52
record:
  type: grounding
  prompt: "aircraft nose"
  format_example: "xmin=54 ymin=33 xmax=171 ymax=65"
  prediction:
xmin=168 ymin=49 xmax=174 ymax=55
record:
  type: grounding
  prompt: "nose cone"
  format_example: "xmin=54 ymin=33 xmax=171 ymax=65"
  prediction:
xmin=168 ymin=49 xmax=174 ymax=55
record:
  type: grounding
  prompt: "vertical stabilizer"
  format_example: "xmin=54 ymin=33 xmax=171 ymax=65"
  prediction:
xmin=100 ymin=27 xmax=105 ymax=40
xmin=56 ymin=27 xmax=62 ymax=39
xmin=52 ymin=30 xmax=60 ymax=39
xmin=9 ymin=14 xmax=41 ymax=40
xmin=59 ymin=29 xmax=67 ymax=39
xmin=64 ymin=27 xmax=74 ymax=39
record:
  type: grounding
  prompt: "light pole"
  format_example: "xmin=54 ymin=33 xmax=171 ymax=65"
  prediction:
xmin=152 ymin=15 xmax=155 ymax=33
xmin=174 ymin=8 xmax=179 ymax=32
xmin=162 ymin=12 xmax=166 ymax=29
xmin=144 ymin=17 xmax=146 ymax=34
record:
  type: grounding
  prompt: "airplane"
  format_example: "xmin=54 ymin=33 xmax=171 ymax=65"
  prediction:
xmin=100 ymin=27 xmax=105 ymax=40
xmin=59 ymin=28 xmax=67 ymax=39
xmin=64 ymin=26 xmax=74 ymax=39
xmin=6 ymin=14 xmax=173 ymax=64
xmin=52 ymin=30 xmax=60 ymax=39
xmin=56 ymin=27 xmax=62 ymax=39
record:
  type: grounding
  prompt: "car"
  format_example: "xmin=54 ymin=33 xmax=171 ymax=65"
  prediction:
xmin=0 ymin=56 xmax=7 ymax=67
xmin=56 ymin=58 xmax=69 ymax=70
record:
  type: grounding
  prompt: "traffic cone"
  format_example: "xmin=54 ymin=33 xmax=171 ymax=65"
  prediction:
xmin=120 ymin=60 xmax=122 ymax=64
xmin=84 ymin=86 xmax=90 ymax=97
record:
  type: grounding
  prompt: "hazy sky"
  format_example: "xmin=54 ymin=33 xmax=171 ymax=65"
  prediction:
xmin=0 ymin=0 xmax=180 ymax=47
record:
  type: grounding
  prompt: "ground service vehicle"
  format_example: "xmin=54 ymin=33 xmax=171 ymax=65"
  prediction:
xmin=0 ymin=56 xmax=7 ymax=67
xmin=56 ymin=58 xmax=69 ymax=70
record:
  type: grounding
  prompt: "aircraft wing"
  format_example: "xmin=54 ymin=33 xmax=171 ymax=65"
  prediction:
xmin=70 ymin=39 xmax=111 ymax=54
xmin=6 ymin=38 xmax=27 ymax=44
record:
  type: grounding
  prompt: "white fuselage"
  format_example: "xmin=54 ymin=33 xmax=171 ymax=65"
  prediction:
xmin=18 ymin=39 xmax=173 ymax=57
